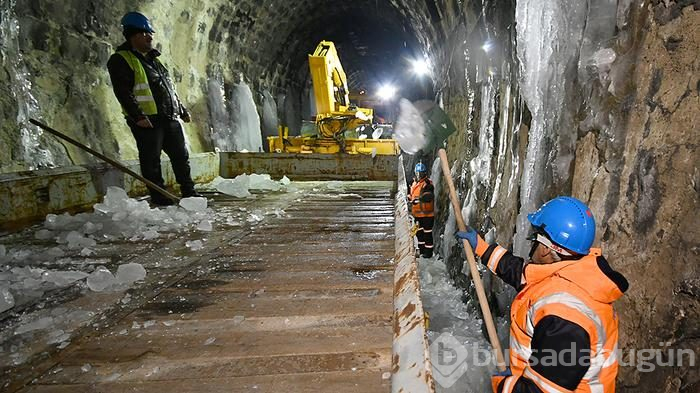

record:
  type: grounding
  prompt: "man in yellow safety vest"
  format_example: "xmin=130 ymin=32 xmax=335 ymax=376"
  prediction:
xmin=107 ymin=12 xmax=200 ymax=205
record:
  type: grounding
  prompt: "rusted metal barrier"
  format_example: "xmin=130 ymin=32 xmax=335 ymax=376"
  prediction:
xmin=220 ymin=152 xmax=398 ymax=181
xmin=0 ymin=153 xmax=219 ymax=231
xmin=392 ymin=155 xmax=435 ymax=393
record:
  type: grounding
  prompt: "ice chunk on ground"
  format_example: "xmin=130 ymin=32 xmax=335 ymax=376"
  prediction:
xmin=34 ymin=229 xmax=53 ymax=240
xmin=186 ymin=240 xmax=204 ymax=251
xmin=216 ymin=176 xmax=252 ymax=198
xmin=64 ymin=231 xmax=97 ymax=249
xmin=197 ymin=220 xmax=213 ymax=232
xmin=280 ymin=176 xmax=291 ymax=185
xmin=81 ymin=364 xmax=92 ymax=372
xmin=179 ymin=197 xmax=207 ymax=212
xmin=86 ymin=266 xmax=118 ymax=292
xmin=1 ymin=286 xmax=15 ymax=313
xmin=42 ymin=271 xmax=88 ymax=287
xmin=203 ymin=337 xmax=216 ymax=345
xmin=15 ymin=316 xmax=54 ymax=334
xmin=248 ymin=174 xmax=282 ymax=191
xmin=115 ymin=263 xmax=146 ymax=285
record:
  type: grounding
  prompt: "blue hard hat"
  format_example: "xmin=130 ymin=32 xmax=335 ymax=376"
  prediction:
xmin=121 ymin=12 xmax=155 ymax=33
xmin=527 ymin=196 xmax=596 ymax=255
xmin=415 ymin=162 xmax=427 ymax=173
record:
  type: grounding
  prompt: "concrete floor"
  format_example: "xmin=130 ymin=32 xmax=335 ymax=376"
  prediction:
xmin=2 ymin=181 xmax=396 ymax=392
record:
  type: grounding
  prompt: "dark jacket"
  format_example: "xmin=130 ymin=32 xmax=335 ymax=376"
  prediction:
xmin=107 ymin=42 xmax=188 ymax=123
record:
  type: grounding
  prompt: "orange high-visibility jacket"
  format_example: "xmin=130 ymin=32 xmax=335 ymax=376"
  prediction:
xmin=410 ymin=178 xmax=434 ymax=218
xmin=474 ymin=239 xmax=628 ymax=393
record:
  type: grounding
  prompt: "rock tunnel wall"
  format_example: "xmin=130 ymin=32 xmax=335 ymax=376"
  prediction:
xmin=0 ymin=0 xmax=697 ymax=391
xmin=425 ymin=1 xmax=698 ymax=392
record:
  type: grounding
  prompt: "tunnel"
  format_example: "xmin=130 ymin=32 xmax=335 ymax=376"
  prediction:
xmin=0 ymin=1 xmax=698 ymax=392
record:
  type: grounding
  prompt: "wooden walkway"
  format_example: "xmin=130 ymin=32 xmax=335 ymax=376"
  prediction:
xmin=14 ymin=182 xmax=395 ymax=392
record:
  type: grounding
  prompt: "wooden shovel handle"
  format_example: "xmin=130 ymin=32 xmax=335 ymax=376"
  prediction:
xmin=438 ymin=148 xmax=506 ymax=371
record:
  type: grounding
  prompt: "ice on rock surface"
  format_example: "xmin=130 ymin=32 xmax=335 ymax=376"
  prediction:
xmin=115 ymin=263 xmax=146 ymax=285
xmin=86 ymin=267 xmax=118 ymax=292
xmin=179 ymin=197 xmax=207 ymax=212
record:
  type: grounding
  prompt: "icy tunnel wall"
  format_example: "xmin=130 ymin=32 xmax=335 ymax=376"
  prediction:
xmin=0 ymin=0 xmax=309 ymax=172
xmin=424 ymin=1 xmax=698 ymax=392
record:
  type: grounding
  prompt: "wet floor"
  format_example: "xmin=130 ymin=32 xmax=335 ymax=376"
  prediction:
xmin=1 ymin=181 xmax=396 ymax=392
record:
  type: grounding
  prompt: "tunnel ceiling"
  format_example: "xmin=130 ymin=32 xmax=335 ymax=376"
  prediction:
xmin=265 ymin=0 xmax=444 ymax=99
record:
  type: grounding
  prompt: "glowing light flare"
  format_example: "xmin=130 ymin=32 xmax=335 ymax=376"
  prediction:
xmin=377 ymin=84 xmax=397 ymax=101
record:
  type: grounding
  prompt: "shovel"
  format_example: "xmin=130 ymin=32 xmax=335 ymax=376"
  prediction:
xmin=438 ymin=148 xmax=507 ymax=372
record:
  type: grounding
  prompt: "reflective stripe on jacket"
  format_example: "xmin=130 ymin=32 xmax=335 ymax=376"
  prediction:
xmin=410 ymin=178 xmax=434 ymax=218
xmin=475 ymin=240 xmax=628 ymax=393
xmin=116 ymin=50 xmax=158 ymax=115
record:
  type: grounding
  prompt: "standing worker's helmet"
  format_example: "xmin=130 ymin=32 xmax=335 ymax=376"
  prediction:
xmin=528 ymin=196 xmax=596 ymax=255
xmin=121 ymin=12 xmax=155 ymax=34
xmin=414 ymin=162 xmax=428 ymax=179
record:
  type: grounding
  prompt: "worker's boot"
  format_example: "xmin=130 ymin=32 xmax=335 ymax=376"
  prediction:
xmin=181 ymin=187 xmax=203 ymax=198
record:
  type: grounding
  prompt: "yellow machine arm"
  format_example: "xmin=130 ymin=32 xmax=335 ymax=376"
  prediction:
xmin=308 ymin=41 xmax=373 ymax=138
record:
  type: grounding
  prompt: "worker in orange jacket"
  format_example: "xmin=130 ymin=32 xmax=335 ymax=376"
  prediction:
xmin=456 ymin=196 xmax=628 ymax=392
xmin=409 ymin=162 xmax=435 ymax=258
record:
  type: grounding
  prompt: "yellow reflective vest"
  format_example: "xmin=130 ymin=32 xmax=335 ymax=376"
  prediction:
xmin=116 ymin=50 xmax=158 ymax=116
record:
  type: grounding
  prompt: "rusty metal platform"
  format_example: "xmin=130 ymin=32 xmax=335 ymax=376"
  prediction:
xmin=5 ymin=182 xmax=396 ymax=392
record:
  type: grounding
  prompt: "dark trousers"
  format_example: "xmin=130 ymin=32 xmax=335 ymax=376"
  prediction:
xmin=128 ymin=118 xmax=195 ymax=198
xmin=416 ymin=216 xmax=434 ymax=258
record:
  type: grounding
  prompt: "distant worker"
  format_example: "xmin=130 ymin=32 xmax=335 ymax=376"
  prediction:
xmin=107 ymin=12 xmax=200 ymax=205
xmin=409 ymin=162 xmax=435 ymax=258
xmin=455 ymin=197 xmax=628 ymax=392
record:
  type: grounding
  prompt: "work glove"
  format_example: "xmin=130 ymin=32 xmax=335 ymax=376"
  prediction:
xmin=491 ymin=368 xmax=512 ymax=392
xmin=454 ymin=228 xmax=478 ymax=250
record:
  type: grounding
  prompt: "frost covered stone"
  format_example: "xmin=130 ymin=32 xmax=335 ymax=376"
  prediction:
xmin=115 ymin=263 xmax=146 ymax=285
xmin=179 ymin=197 xmax=207 ymax=212
xmin=86 ymin=267 xmax=118 ymax=292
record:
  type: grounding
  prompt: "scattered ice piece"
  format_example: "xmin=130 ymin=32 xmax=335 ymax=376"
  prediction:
xmin=186 ymin=240 xmax=204 ymax=251
xmin=80 ymin=248 xmax=95 ymax=256
xmin=115 ymin=263 xmax=146 ymax=285
xmin=34 ymin=230 xmax=53 ymax=240
xmin=118 ymin=329 xmax=128 ymax=335
xmin=162 ymin=320 xmax=176 ymax=327
xmin=132 ymin=321 xmax=141 ymax=329
xmin=121 ymin=293 xmax=132 ymax=304
xmin=179 ymin=197 xmax=207 ymax=212
xmin=203 ymin=337 xmax=216 ymax=346
xmin=142 ymin=230 xmax=159 ymax=240
xmin=81 ymin=364 xmax=92 ymax=372
xmin=280 ymin=176 xmax=291 ymax=185
xmin=247 ymin=214 xmax=263 ymax=223
xmin=216 ymin=175 xmax=252 ymax=198
xmin=197 ymin=220 xmax=213 ymax=232
xmin=143 ymin=320 xmax=156 ymax=328
xmin=15 ymin=316 xmax=54 ymax=334
xmin=1 ymin=287 xmax=15 ymax=313
xmin=42 ymin=271 xmax=88 ymax=287
xmin=382 ymin=372 xmax=391 ymax=380
xmin=57 ymin=341 xmax=70 ymax=349
xmin=371 ymin=147 xmax=377 ymax=158
xmin=46 ymin=247 xmax=65 ymax=257
xmin=87 ymin=267 xmax=118 ymax=292
xmin=232 ymin=315 xmax=245 ymax=325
